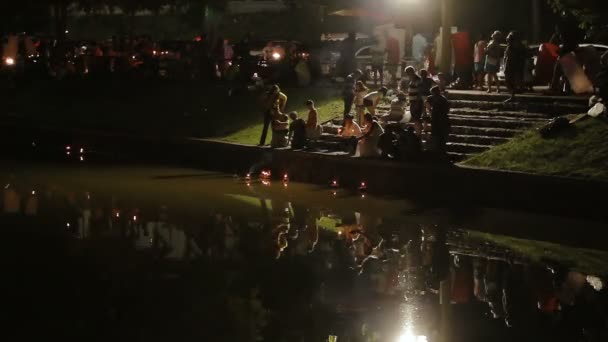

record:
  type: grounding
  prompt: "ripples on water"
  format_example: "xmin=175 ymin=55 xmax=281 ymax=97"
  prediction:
xmin=1 ymin=165 xmax=607 ymax=342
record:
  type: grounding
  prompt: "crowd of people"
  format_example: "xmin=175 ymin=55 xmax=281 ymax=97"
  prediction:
xmin=259 ymin=64 xmax=452 ymax=162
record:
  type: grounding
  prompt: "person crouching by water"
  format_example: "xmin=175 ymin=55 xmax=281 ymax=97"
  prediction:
xmin=355 ymin=113 xmax=384 ymax=158
xmin=259 ymin=84 xmax=287 ymax=146
xmin=270 ymin=105 xmax=289 ymax=148
xmin=380 ymin=92 xmax=406 ymax=123
xmin=363 ymin=87 xmax=388 ymax=117
xmin=288 ymin=111 xmax=307 ymax=149
xmin=340 ymin=114 xmax=361 ymax=155
xmin=426 ymin=86 xmax=451 ymax=155
xmin=305 ymin=100 xmax=323 ymax=140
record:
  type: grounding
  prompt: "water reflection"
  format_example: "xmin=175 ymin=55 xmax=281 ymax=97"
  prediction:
xmin=1 ymin=183 xmax=607 ymax=342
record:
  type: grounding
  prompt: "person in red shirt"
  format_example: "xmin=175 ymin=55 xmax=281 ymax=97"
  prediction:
xmin=384 ymin=31 xmax=400 ymax=87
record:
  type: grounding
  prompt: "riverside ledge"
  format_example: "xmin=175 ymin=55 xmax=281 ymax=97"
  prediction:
xmin=1 ymin=123 xmax=606 ymax=222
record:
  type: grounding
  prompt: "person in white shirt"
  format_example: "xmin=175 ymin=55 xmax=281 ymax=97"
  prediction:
xmin=363 ymin=87 xmax=388 ymax=116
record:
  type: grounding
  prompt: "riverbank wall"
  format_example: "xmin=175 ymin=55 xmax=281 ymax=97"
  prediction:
xmin=2 ymin=123 xmax=606 ymax=222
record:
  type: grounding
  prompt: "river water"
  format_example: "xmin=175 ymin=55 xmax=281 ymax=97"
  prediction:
xmin=1 ymin=161 xmax=607 ymax=342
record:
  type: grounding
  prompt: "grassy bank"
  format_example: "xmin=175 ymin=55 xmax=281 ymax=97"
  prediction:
xmin=3 ymin=79 xmax=341 ymax=143
xmin=219 ymin=88 xmax=343 ymax=145
xmin=466 ymin=230 xmax=608 ymax=277
xmin=462 ymin=118 xmax=608 ymax=181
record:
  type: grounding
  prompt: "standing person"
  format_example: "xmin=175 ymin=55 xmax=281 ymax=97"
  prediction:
xmin=363 ymin=87 xmax=388 ymax=116
xmin=419 ymin=69 xmax=435 ymax=132
xmin=504 ymin=31 xmax=526 ymax=102
xmin=356 ymin=114 xmax=384 ymax=158
xmin=339 ymin=31 xmax=357 ymax=77
xmin=342 ymin=69 xmax=363 ymax=118
xmin=404 ymin=66 xmax=424 ymax=136
xmin=288 ymin=112 xmax=307 ymax=149
xmin=384 ymin=31 xmax=401 ymax=87
xmin=473 ymin=34 xmax=488 ymax=90
xmin=485 ymin=31 xmax=502 ymax=93
xmin=223 ymin=39 xmax=234 ymax=70
xmin=370 ymin=38 xmax=386 ymax=86
xmin=426 ymin=86 xmax=451 ymax=154
xmin=354 ymin=81 xmax=369 ymax=124
xmin=259 ymin=85 xmax=287 ymax=146
xmin=305 ymin=100 xmax=322 ymax=140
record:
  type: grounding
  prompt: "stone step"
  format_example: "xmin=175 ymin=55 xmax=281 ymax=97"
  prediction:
xmin=450 ymin=126 xmax=523 ymax=138
xmin=447 ymin=152 xmax=473 ymax=162
xmin=448 ymin=134 xmax=510 ymax=146
xmin=445 ymin=91 xmax=589 ymax=106
xmin=449 ymin=116 xmax=537 ymax=130
xmin=450 ymin=113 xmax=546 ymax=124
xmin=450 ymin=100 xmax=587 ymax=116
xmin=450 ymin=108 xmax=549 ymax=120
xmin=446 ymin=142 xmax=492 ymax=154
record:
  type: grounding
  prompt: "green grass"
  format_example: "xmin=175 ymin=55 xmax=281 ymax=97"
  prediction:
xmin=462 ymin=118 xmax=608 ymax=181
xmin=3 ymin=79 xmax=342 ymax=144
xmin=466 ymin=230 xmax=608 ymax=276
xmin=219 ymin=87 xmax=343 ymax=145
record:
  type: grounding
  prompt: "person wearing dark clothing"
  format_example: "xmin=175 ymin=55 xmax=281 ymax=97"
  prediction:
xmin=338 ymin=32 xmax=357 ymax=77
xmin=378 ymin=125 xmax=398 ymax=159
xmin=426 ymin=86 xmax=451 ymax=154
xmin=504 ymin=31 xmax=527 ymax=102
xmin=404 ymin=66 xmax=424 ymax=136
xmin=342 ymin=69 xmax=362 ymax=117
xmin=598 ymin=52 xmax=608 ymax=101
xmin=259 ymin=85 xmax=287 ymax=146
xmin=288 ymin=112 xmax=307 ymax=149
xmin=396 ymin=126 xmax=422 ymax=161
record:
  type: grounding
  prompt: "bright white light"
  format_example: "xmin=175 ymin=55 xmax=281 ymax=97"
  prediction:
xmin=5 ymin=57 xmax=15 ymax=66
xmin=65 ymin=30 xmax=69 ymax=34
xmin=272 ymin=52 xmax=281 ymax=60
xmin=587 ymin=275 xmax=604 ymax=291
xmin=398 ymin=328 xmax=426 ymax=342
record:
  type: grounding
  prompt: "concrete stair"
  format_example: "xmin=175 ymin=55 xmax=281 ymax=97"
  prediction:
xmin=320 ymin=91 xmax=588 ymax=162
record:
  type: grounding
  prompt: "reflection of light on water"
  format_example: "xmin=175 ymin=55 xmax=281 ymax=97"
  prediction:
xmin=398 ymin=327 xmax=426 ymax=342
xmin=398 ymin=333 xmax=427 ymax=342
xmin=587 ymin=275 xmax=604 ymax=291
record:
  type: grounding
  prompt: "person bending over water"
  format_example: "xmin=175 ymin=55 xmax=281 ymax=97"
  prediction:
xmin=363 ymin=87 xmax=388 ymax=117
xmin=288 ymin=111 xmax=307 ymax=149
xmin=356 ymin=113 xmax=384 ymax=158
